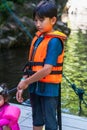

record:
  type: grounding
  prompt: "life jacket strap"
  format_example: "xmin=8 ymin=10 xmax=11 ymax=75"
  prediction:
xmin=51 ymin=70 xmax=62 ymax=74
xmin=24 ymin=61 xmax=44 ymax=67
xmin=24 ymin=61 xmax=63 ymax=68
xmin=24 ymin=69 xmax=62 ymax=75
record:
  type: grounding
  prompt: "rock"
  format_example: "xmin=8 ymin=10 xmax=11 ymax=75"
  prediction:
xmin=0 ymin=1 xmax=70 ymax=49
xmin=0 ymin=38 xmax=10 ymax=49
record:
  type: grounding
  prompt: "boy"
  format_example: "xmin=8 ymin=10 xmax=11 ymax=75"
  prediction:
xmin=16 ymin=0 xmax=67 ymax=130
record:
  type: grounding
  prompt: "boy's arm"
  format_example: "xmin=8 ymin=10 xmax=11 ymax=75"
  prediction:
xmin=16 ymin=64 xmax=52 ymax=102
xmin=17 ymin=64 xmax=52 ymax=90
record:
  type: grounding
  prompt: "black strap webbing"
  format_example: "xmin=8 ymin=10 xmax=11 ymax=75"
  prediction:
xmin=25 ymin=61 xmax=63 ymax=67
xmin=24 ymin=69 xmax=62 ymax=75
xmin=23 ymin=61 xmax=63 ymax=71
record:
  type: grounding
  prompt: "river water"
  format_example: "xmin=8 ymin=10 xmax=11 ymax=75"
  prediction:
xmin=0 ymin=13 xmax=87 ymax=116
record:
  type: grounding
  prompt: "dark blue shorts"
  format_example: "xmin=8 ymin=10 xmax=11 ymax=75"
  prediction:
xmin=30 ymin=93 xmax=58 ymax=130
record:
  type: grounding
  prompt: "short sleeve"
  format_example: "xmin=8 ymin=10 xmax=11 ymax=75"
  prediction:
xmin=44 ymin=38 xmax=62 ymax=66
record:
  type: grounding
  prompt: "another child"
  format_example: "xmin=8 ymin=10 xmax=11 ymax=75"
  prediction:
xmin=16 ymin=0 xmax=67 ymax=130
xmin=0 ymin=83 xmax=20 ymax=130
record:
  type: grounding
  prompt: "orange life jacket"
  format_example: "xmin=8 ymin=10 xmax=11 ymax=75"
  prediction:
xmin=28 ymin=31 xmax=67 ymax=84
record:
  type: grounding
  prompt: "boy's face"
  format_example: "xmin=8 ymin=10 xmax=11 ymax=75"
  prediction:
xmin=34 ymin=15 xmax=57 ymax=34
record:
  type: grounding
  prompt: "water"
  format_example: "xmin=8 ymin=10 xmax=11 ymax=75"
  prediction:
xmin=0 ymin=47 xmax=29 ymax=100
xmin=0 ymin=47 xmax=29 ymax=86
xmin=0 ymin=14 xmax=87 ymax=116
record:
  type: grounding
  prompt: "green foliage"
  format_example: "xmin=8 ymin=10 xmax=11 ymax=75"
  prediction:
xmin=0 ymin=1 xmax=15 ymax=24
xmin=0 ymin=1 xmax=14 ymax=12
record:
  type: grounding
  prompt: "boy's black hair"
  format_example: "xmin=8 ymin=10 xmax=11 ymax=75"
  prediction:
xmin=33 ymin=0 xmax=57 ymax=19
xmin=0 ymin=83 xmax=9 ymax=102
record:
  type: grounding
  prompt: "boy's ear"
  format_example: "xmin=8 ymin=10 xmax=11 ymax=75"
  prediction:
xmin=51 ymin=16 xmax=57 ymax=25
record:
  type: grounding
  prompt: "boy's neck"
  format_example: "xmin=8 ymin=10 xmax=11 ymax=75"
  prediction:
xmin=41 ymin=29 xmax=55 ymax=36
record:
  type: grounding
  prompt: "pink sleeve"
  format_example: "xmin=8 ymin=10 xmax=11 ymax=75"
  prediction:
xmin=0 ymin=118 xmax=10 ymax=126
xmin=3 ymin=105 xmax=21 ymax=127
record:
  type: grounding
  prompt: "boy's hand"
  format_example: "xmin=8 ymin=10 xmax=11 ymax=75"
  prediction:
xmin=16 ymin=89 xmax=24 ymax=103
xmin=17 ymin=80 xmax=28 ymax=90
xmin=16 ymin=76 xmax=29 ymax=103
